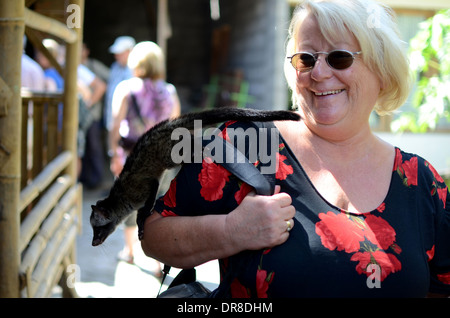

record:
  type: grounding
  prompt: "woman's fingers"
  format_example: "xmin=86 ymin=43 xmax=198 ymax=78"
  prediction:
xmin=226 ymin=186 xmax=296 ymax=250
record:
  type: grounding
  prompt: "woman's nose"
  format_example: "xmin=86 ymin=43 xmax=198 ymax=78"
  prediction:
xmin=310 ymin=56 xmax=333 ymax=81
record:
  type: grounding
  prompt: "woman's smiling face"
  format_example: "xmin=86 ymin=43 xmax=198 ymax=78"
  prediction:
xmin=294 ymin=14 xmax=382 ymax=141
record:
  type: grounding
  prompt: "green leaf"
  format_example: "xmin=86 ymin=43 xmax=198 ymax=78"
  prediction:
xmin=398 ymin=9 xmax=450 ymax=132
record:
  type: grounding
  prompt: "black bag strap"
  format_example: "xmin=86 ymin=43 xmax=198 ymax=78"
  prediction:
xmin=158 ymin=126 xmax=276 ymax=297
xmin=217 ymin=134 xmax=274 ymax=195
xmin=129 ymin=93 xmax=147 ymax=128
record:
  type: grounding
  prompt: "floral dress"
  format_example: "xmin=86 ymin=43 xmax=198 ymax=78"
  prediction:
xmin=153 ymin=121 xmax=450 ymax=297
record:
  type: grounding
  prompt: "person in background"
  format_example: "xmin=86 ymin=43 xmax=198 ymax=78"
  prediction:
xmin=109 ymin=41 xmax=180 ymax=267
xmin=21 ymin=36 xmax=46 ymax=92
xmin=35 ymin=39 xmax=65 ymax=150
xmin=104 ymin=36 xmax=135 ymax=133
xmin=35 ymin=38 xmax=64 ymax=92
xmin=78 ymin=43 xmax=109 ymax=189
xmin=141 ymin=0 xmax=450 ymax=297
xmin=77 ymin=62 xmax=106 ymax=183
xmin=81 ymin=43 xmax=110 ymax=85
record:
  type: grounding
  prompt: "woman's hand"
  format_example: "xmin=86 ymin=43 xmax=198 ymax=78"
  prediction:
xmin=141 ymin=185 xmax=296 ymax=268
xmin=224 ymin=185 xmax=296 ymax=251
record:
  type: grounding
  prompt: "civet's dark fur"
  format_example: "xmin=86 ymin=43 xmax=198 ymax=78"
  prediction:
xmin=90 ymin=107 xmax=300 ymax=246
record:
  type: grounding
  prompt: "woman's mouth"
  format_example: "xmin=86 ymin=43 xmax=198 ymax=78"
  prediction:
xmin=314 ymin=89 xmax=345 ymax=96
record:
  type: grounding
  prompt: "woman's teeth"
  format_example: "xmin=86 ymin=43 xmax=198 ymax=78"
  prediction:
xmin=314 ymin=89 xmax=344 ymax=96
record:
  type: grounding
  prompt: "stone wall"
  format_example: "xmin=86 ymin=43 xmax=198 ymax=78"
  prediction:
xmin=221 ymin=0 xmax=289 ymax=110
xmin=83 ymin=0 xmax=290 ymax=112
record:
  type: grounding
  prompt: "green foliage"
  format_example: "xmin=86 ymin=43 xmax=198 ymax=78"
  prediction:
xmin=392 ymin=10 xmax=450 ymax=133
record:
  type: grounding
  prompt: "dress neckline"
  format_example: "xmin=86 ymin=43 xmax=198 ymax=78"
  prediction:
xmin=273 ymin=123 xmax=398 ymax=215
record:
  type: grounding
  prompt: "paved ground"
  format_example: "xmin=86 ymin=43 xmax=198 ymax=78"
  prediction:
xmin=72 ymin=181 xmax=220 ymax=298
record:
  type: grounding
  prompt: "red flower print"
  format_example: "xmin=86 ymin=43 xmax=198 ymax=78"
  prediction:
xmin=426 ymin=245 xmax=435 ymax=261
xmin=315 ymin=212 xmax=365 ymax=253
xmin=351 ymin=251 xmax=374 ymax=276
xmin=256 ymin=269 xmax=274 ymax=298
xmin=364 ymin=214 xmax=396 ymax=250
xmin=163 ymin=179 xmax=177 ymax=208
xmin=426 ymin=161 xmax=444 ymax=183
xmin=437 ymin=186 xmax=448 ymax=209
xmin=234 ymin=182 xmax=253 ymax=204
xmin=376 ymin=202 xmax=386 ymax=213
xmin=393 ymin=148 xmax=402 ymax=172
xmin=351 ymin=251 xmax=402 ymax=282
xmin=394 ymin=149 xmax=418 ymax=187
xmin=230 ymin=278 xmax=251 ymax=298
xmin=218 ymin=120 xmax=236 ymax=142
xmin=390 ymin=243 xmax=402 ymax=254
xmin=316 ymin=211 xmax=402 ymax=282
xmin=276 ymin=153 xmax=293 ymax=180
xmin=161 ymin=210 xmax=178 ymax=217
xmin=403 ymin=157 xmax=418 ymax=186
xmin=437 ymin=273 xmax=450 ymax=285
xmin=198 ymin=157 xmax=231 ymax=201
xmin=374 ymin=252 xmax=402 ymax=279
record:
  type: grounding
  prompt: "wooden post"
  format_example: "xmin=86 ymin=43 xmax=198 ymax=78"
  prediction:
xmin=0 ymin=0 xmax=25 ymax=298
xmin=157 ymin=0 xmax=171 ymax=57
xmin=24 ymin=8 xmax=77 ymax=44
xmin=62 ymin=0 xmax=84 ymax=179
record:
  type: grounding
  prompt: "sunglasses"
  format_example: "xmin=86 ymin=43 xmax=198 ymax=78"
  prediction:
xmin=287 ymin=50 xmax=362 ymax=73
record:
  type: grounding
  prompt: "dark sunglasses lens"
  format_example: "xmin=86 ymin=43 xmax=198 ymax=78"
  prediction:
xmin=292 ymin=53 xmax=315 ymax=71
xmin=328 ymin=51 xmax=354 ymax=69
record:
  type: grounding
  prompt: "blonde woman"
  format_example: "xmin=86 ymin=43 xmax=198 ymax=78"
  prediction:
xmin=142 ymin=0 xmax=450 ymax=297
xmin=110 ymin=41 xmax=180 ymax=265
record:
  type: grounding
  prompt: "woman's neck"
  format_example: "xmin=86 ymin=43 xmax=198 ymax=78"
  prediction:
xmin=276 ymin=119 xmax=395 ymax=213
xmin=301 ymin=121 xmax=382 ymax=164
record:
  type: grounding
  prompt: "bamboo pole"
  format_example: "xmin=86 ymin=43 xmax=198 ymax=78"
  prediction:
xmin=0 ymin=0 xmax=24 ymax=298
xmin=24 ymin=7 xmax=77 ymax=44
xmin=19 ymin=174 xmax=72 ymax=253
xmin=19 ymin=151 xmax=72 ymax=212
xmin=34 ymin=224 xmax=78 ymax=297
xmin=157 ymin=0 xmax=171 ymax=57
xmin=46 ymin=100 xmax=59 ymax=161
xmin=29 ymin=208 xmax=77 ymax=297
xmin=21 ymin=100 xmax=29 ymax=189
xmin=24 ymin=27 xmax=64 ymax=77
xmin=19 ymin=185 xmax=78 ymax=279
xmin=32 ymin=100 xmax=44 ymax=178
xmin=62 ymin=0 xmax=84 ymax=179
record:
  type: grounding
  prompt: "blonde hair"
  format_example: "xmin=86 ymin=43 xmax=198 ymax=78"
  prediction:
xmin=285 ymin=0 xmax=412 ymax=115
xmin=127 ymin=41 xmax=166 ymax=80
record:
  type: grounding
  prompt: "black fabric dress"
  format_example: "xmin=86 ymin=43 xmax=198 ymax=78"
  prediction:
xmin=153 ymin=120 xmax=450 ymax=298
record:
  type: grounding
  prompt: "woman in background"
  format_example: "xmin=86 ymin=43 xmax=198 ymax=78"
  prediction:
xmin=110 ymin=41 xmax=180 ymax=266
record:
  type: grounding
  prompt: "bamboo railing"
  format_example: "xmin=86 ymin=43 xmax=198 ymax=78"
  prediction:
xmin=19 ymin=93 xmax=81 ymax=295
xmin=0 ymin=0 xmax=24 ymax=297
xmin=0 ymin=0 xmax=84 ymax=297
